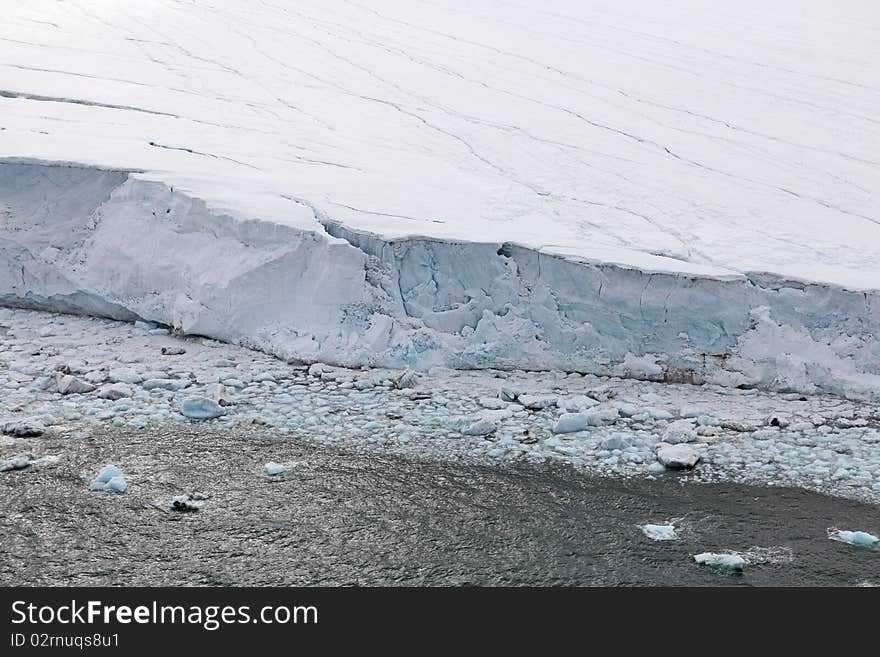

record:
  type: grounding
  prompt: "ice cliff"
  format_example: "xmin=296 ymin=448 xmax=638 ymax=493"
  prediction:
xmin=3 ymin=161 xmax=880 ymax=401
xmin=1 ymin=1 xmax=878 ymax=399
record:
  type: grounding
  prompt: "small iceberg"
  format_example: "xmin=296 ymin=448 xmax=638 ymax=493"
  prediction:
xmin=693 ymin=552 xmax=745 ymax=570
xmin=171 ymin=494 xmax=201 ymax=512
xmin=0 ymin=453 xmax=32 ymax=472
xmin=263 ymin=462 xmax=289 ymax=476
xmin=828 ymin=528 xmax=879 ymax=548
xmin=639 ymin=524 xmax=678 ymax=541
xmin=181 ymin=398 xmax=226 ymax=420
xmin=88 ymin=464 xmax=128 ymax=493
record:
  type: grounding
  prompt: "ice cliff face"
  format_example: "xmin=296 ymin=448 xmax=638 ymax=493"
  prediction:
xmin=3 ymin=161 xmax=880 ymax=401
xmin=1 ymin=1 xmax=879 ymax=399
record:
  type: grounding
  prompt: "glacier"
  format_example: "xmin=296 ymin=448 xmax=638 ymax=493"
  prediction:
xmin=1 ymin=0 xmax=879 ymax=399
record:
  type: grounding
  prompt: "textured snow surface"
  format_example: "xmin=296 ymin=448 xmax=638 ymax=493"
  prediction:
xmin=1 ymin=1 xmax=879 ymax=395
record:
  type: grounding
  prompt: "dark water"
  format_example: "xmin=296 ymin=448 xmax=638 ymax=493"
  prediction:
xmin=1 ymin=426 xmax=878 ymax=586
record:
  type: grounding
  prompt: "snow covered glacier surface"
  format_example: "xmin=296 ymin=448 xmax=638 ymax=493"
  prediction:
xmin=1 ymin=1 xmax=879 ymax=398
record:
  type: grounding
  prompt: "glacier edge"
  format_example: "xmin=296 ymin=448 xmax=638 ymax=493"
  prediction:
xmin=2 ymin=161 xmax=879 ymax=401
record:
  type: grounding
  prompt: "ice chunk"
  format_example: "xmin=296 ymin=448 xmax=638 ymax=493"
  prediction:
xmin=462 ymin=418 xmax=496 ymax=436
xmin=94 ymin=464 xmax=122 ymax=483
xmin=392 ymin=369 xmax=419 ymax=389
xmin=109 ymin=368 xmax=144 ymax=384
xmin=656 ymin=443 xmax=700 ymax=469
xmin=56 ymin=374 xmax=96 ymax=395
xmin=694 ymin=552 xmax=745 ymax=570
xmin=499 ymin=387 xmax=519 ymax=403
xmin=89 ymin=464 xmax=127 ymax=493
xmin=142 ymin=378 xmax=190 ymax=391
xmin=601 ymin=436 xmax=628 ymax=450
xmin=827 ymin=528 xmax=879 ymax=548
xmin=206 ymin=383 xmax=235 ymax=407
xmin=181 ymin=398 xmax=226 ymax=420
xmin=263 ymin=462 xmax=289 ymax=476
xmin=518 ymin=395 xmax=557 ymax=410
xmin=643 ymin=407 xmax=674 ymax=421
xmin=639 ymin=524 xmax=678 ymax=541
xmin=2 ymin=419 xmax=45 ymax=437
xmin=552 ymin=408 xmax=619 ymax=433
xmin=552 ymin=413 xmax=589 ymax=434
xmin=105 ymin=476 xmax=128 ymax=493
xmin=585 ymin=408 xmax=620 ymax=426
xmin=662 ymin=419 xmax=697 ymax=444
xmin=0 ymin=453 xmax=32 ymax=472
xmin=171 ymin=494 xmax=201 ymax=511
xmin=98 ymin=382 xmax=133 ymax=400
xmin=563 ymin=395 xmax=600 ymax=412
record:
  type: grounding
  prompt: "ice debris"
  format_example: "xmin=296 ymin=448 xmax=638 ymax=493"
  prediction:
xmin=0 ymin=453 xmax=32 ymax=472
xmin=171 ymin=494 xmax=201 ymax=512
xmin=693 ymin=552 xmax=745 ymax=570
xmin=2 ymin=419 xmax=45 ymax=437
xmin=56 ymin=374 xmax=96 ymax=395
xmin=263 ymin=462 xmax=289 ymax=476
xmin=639 ymin=524 xmax=678 ymax=541
xmin=662 ymin=419 xmax=697 ymax=444
xmin=656 ymin=443 xmax=700 ymax=469
xmin=518 ymin=395 xmax=557 ymax=411
xmin=827 ymin=528 xmax=879 ymax=548
xmin=462 ymin=418 xmax=497 ymax=436
xmin=551 ymin=408 xmax=619 ymax=434
xmin=180 ymin=398 xmax=226 ymax=420
xmin=88 ymin=464 xmax=128 ymax=493
xmin=98 ymin=382 xmax=133 ymax=400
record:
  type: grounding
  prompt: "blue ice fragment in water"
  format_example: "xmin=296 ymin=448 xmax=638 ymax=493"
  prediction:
xmin=94 ymin=464 xmax=121 ymax=483
xmin=647 ymin=462 xmax=666 ymax=474
xmin=693 ymin=552 xmax=745 ymax=570
xmin=263 ymin=462 xmax=289 ymax=476
xmin=89 ymin=464 xmax=127 ymax=493
xmin=639 ymin=524 xmax=678 ymax=541
xmin=105 ymin=476 xmax=128 ymax=493
xmin=828 ymin=528 xmax=879 ymax=548
xmin=181 ymin=398 xmax=226 ymax=420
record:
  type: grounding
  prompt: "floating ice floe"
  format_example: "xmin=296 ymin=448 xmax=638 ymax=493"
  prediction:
xmin=108 ymin=368 xmax=144 ymax=385
xmin=171 ymin=494 xmax=201 ymax=512
xmin=180 ymin=398 xmax=226 ymax=420
xmin=88 ymin=464 xmax=128 ymax=493
xmin=656 ymin=443 xmax=700 ymax=469
xmin=639 ymin=524 xmax=678 ymax=541
xmin=551 ymin=408 xmax=619 ymax=434
xmin=1 ymin=419 xmax=46 ymax=437
xmin=693 ymin=552 xmax=745 ymax=570
xmin=827 ymin=528 xmax=879 ymax=548
xmin=0 ymin=453 xmax=32 ymax=472
xmin=263 ymin=462 xmax=289 ymax=476
xmin=663 ymin=419 xmax=697 ymax=444
xmin=56 ymin=374 xmax=96 ymax=395
xmin=462 ymin=418 xmax=497 ymax=436
xmin=518 ymin=395 xmax=557 ymax=411
xmin=98 ymin=382 xmax=133 ymax=400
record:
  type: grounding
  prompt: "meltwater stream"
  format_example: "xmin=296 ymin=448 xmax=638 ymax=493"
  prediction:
xmin=1 ymin=426 xmax=877 ymax=586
